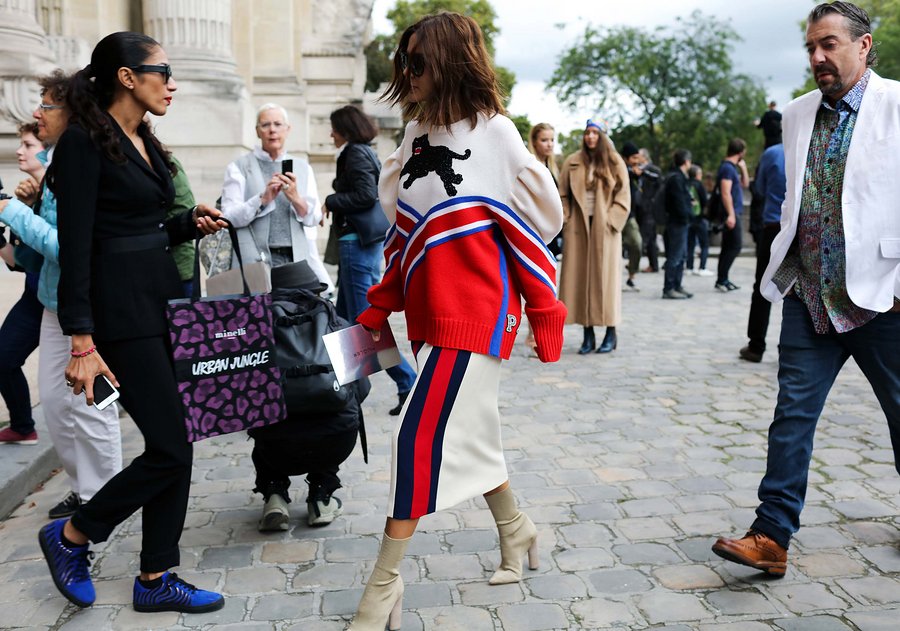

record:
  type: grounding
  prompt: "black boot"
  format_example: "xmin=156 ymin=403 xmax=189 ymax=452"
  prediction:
xmin=578 ymin=327 xmax=596 ymax=355
xmin=596 ymin=327 xmax=617 ymax=353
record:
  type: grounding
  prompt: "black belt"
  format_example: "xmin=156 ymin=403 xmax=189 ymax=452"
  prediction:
xmin=97 ymin=232 xmax=170 ymax=255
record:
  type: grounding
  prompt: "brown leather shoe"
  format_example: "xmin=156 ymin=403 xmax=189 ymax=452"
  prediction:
xmin=711 ymin=530 xmax=787 ymax=577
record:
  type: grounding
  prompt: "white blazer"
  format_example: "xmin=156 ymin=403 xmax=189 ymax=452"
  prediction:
xmin=762 ymin=71 xmax=900 ymax=312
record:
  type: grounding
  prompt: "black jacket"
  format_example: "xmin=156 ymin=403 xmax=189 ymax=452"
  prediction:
xmin=325 ymin=143 xmax=389 ymax=246
xmin=53 ymin=120 xmax=196 ymax=341
xmin=664 ymin=168 xmax=693 ymax=226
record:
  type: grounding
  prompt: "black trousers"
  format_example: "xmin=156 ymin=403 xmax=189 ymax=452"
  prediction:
xmin=71 ymin=336 xmax=192 ymax=573
xmin=640 ymin=217 xmax=659 ymax=271
xmin=717 ymin=215 xmax=743 ymax=283
xmin=746 ymin=223 xmax=781 ymax=354
xmin=252 ymin=427 xmax=357 ymax=500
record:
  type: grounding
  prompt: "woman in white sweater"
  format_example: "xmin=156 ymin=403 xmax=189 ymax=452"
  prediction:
xmin=348 ymin=12 xmax=566 ymax=631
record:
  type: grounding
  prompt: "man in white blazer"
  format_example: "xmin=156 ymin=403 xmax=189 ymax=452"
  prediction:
xmin=712 ymin=1 xmax=900 ymax=577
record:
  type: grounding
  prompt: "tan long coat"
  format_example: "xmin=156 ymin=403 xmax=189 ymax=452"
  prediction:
xmin=558 ymin=148 xmax=631 ymax=326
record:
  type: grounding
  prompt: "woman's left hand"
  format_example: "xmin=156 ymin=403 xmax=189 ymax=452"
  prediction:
xmin=193 ymin=203 xmax=227 ymax=235
xmin=276 ymin=173 xmax=309 ymax=218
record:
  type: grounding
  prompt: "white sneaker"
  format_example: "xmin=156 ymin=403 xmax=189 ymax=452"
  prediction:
xmin=307 ymin=494 xmax=343 ymax=527
xmin=258 ymin=494 xmax=290 ymax=531
xmin=696 ymin=268 xmax=714 ymax=277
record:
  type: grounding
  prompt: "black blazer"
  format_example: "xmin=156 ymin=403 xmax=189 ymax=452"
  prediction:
xmin=54 ymin=120 xmax=196 ymax=341
xmin=325 ymin=143 xmax=389 ymax=246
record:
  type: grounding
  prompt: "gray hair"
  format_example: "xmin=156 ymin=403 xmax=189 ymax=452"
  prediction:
xmin=809 ymin=1 xmax=877 ymax=67
xmin=256 ymin=102 xmax=289 ymax=126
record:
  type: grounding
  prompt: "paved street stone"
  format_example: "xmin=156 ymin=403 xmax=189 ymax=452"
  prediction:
xmin=772 ymin=615 xmax=853 ymax=631
xmin=6 ymin=257 xmax=900 ymax=629
xmin=653 ymin=564 xmax=724 ymax=590
xmin=496 ymin=603 xmax=570 ymax=630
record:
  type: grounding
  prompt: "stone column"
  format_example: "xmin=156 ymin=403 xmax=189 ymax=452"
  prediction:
xmin=141 ymin=0 xmax=254 ymax=202
xmin=299 ymin=0 xmax=374 ymax=192
xmin=0 ymin=0 xmax=56 ymax=187
xmin=143 ymin=0 xmax=242 ymax=83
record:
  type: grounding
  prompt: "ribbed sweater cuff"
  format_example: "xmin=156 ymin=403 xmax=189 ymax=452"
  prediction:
xmin=526 ymin=301 xmax=567 ymax=363
xmin=356 ymin=306 xmax=391 ymax=332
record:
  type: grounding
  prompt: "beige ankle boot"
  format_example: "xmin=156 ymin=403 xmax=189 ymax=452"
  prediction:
xmin=348 ymin=533 xmax=410 ymax=631
xmin=485 ymin=487 xmax=539 ymax=585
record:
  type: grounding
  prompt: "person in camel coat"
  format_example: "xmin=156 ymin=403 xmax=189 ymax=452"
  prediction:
xmin=558 ymin=118 xmax=631 ymax=354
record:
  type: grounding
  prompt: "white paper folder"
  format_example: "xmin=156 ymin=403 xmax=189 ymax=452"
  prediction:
xmin=323 ymin=323 xmax=402 ymax=386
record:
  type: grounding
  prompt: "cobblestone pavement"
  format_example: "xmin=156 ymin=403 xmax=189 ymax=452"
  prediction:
xmin=2 ymin=256 xmax=899 ymax=630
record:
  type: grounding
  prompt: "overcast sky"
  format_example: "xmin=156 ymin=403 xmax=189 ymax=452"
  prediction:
xmin=370 ymin=0 xmax=813 ymax=132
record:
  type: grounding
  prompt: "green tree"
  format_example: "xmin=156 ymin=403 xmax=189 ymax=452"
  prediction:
xmin=366 ymin=0 xmax=516 ymax=102
xmin=548 ymin=10 xmax=767 ymax=168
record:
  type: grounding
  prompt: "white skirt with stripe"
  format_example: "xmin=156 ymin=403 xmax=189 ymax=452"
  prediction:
xmin=387 ymin=343 xmax=508 ymax=519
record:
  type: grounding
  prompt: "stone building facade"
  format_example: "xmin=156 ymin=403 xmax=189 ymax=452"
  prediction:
xmin=0 ymin=0 xmax=387 ymax=202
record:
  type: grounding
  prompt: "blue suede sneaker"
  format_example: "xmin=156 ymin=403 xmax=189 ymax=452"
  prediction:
xmin=38 ymin=518 xmax=95 ymax=608
xmin=133 ymin=571 xmax=224 ymax=613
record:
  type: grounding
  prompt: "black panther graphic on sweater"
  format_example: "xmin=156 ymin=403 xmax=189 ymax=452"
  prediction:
xmin=400 ymin=134 xmax=471 ymax=196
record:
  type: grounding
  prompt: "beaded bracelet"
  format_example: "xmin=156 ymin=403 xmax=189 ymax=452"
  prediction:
xmin=71 ymin=345 xmax=97 ymax=358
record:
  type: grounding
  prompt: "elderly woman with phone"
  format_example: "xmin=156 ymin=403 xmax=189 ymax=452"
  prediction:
xmin=220 ymin=103 xmax=321 ymax=269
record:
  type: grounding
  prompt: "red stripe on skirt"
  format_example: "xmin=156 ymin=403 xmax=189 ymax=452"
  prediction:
xmin=410 ymin=348 xmax=458 ymax=517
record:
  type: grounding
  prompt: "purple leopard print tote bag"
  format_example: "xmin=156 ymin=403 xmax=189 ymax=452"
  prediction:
xmin=166 ymin=220 xmax=286 ymax=442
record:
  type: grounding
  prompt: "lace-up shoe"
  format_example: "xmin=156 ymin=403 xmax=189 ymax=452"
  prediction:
xmin=133 ymin=571 xmax=224 ymax=613
xmin=38 ymin=519 xmax=95 ymax=607
xmin=49 ymin=491 xmax=82 ymax=519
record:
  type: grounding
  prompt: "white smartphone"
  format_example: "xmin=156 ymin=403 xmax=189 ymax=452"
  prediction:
xmin=93 ymin=374 xmax=120 ymax=410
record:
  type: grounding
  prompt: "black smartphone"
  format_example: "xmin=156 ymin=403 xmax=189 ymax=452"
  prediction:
xmin=281 ymin=159 xmax=293 ymax=175
xmin=93 ymin=375 xmax=120 ymax=410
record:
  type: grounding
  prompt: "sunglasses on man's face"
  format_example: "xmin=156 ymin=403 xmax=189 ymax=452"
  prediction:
xmin=398 ymin=51 xmax=426 ymax=78
xmin=129 ymin=63 xmax=173 ymax=83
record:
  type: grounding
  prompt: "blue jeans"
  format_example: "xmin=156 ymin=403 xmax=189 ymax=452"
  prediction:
xmin=336 ymin=238 xmax=416 ymax=394
xmin=752 ymin=296 xmax=900 ymax=549
xmin=663 ymin=223 xmax=688 ymax=292
xmin=0 ymin=278 xmax=42 ymax=434
xmin=686 ymin=217 xmax=710 ymax=270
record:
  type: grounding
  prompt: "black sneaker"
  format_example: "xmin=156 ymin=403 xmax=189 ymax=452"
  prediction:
xmin=739 ymin=346 xmax=763 ymax=363
xmin=133 ymin=571 xmax=224 ymax=613
xmin=674 ymin=287 xmax=694 ymax=299
xmin=389 ymin=391 xmax=410 ymax=416
xmin=625 ymin=278 xmax=640 ymax=292
xmin=48 ymin=492 xmax=81 ymax=519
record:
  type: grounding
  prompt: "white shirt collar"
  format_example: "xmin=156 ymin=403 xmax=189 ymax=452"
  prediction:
xmin=253 ymin=146 xmax=289 ymax=162
xmin=334 ymin=142 xmax=348 ymax=160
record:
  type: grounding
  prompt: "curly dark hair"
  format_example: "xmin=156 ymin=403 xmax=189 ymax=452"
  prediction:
xmin=65 ymin=31 xmax=175 ymax=175
xmin=38 ymin=69 xmax=71 ymax=104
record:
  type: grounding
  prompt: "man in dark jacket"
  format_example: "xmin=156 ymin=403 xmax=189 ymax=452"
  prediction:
xmin=662 ymin=149 xmax=694 ymax=299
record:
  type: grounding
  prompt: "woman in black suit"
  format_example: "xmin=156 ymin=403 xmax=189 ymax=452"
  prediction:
xmin=324 ymin=105 xmax=418 ymax=416
xmin=38 ymin=31 xmax=226 ymax=614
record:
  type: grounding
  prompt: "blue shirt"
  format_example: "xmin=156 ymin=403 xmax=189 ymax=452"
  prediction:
xmin=755 ymin=144 xmax=786 ymax=225
xmin=717 ymin=160 xmax=743 ymax=215
xmin=0 ymin=148 xmax=60 ymax=312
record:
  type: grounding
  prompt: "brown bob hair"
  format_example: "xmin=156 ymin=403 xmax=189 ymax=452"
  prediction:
xmin=330 ymin=105 xmax=378 ymax=144
xmin=382 ymin=12 xmax=505 ymax=130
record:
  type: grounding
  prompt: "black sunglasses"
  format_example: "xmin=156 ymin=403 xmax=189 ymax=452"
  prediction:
xmin=129 ymin=63 xmax=173 ymax=83
xmin=398 ymin=51 xmax=426 ymax=78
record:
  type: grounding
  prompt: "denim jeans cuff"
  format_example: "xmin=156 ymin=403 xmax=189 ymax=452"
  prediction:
xmin=750 ymin=517 xmax=791 ymax=550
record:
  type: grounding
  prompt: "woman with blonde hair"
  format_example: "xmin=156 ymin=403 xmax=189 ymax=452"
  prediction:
xmin=348 ymin=12 xmax=566 ymax=630
xmin=558 ymin=118 xmax=630 ymax=354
